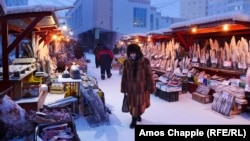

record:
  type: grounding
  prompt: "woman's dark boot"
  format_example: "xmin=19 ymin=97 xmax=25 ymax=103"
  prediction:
xmin=130 ymin=117 xmax=137 ymax=129
xmin=137 ymin=115 xmax=141 ymax=122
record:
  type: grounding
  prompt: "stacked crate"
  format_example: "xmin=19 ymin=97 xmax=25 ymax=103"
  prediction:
xmin=34 ymin=106 xmax=80 ymax=141
xmin=159 ymin=91 xmax=179 ymax=102
xmin=182 ymin=80 xmax=189 ymax=94
xmin=191 ymin=84 xmax=213 ymax=104
xmin=159 ymin=84 xmax=182 ymax=102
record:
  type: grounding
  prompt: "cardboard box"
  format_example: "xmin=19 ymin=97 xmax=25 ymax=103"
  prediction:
xmin=22 ymin=82 xmax=40 ymax=98
xmin=192 ymin=92 xmax=213 ymax=104
xmin=230 ymin=103 xmax=242 ymax=115
xmin=111 ymin=63 xmax=121 ymax=70
xmin=35 ymin=121 xmax=80 ymax=141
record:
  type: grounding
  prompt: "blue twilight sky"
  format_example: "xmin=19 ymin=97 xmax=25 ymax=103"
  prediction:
xmin=151 ymin=0 xmax=180 ymax=17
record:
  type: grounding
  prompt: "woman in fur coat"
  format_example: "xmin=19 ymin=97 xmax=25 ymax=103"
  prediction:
xmin=121 ymin=44 xmax=156 ymax=129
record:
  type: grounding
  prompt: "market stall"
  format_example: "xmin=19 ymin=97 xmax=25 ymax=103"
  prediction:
xmin=119 ymin=12 xmax=250 ymax=117
xmin=167 ymin=12 xmax=250 ymax=116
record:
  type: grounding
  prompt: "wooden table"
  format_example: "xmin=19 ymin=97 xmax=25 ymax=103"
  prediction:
xmin=0 ymin=67 xmax=37 ymax=100
xmin=57 ymin=75 xmax=82 ymax=97
xmin=57 ymin=75 xmax=82 ymax=116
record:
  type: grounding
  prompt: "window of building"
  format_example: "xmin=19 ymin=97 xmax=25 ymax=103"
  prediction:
xmin=234 ymin=5 xmax=241 ymax=10
xmin=133 ymin=7 xmax=147 ymax=27
xmin=79 ymin=4 xmax=83 ymax=25
xmin=4 ymin=0 xmax=28 ymax=6
xmin=150 ymin=14 xmax=154 ymax=30
xmin=156 ymin=18 xmax=159 ymax=30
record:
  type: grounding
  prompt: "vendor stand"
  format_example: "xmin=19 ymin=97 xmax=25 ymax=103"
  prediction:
xmin=113 ymin=54 xmax=126 ymax=75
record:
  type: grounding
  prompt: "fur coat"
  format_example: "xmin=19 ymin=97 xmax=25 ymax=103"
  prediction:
xmin=121 ymin=57 xmax=156 ymax=117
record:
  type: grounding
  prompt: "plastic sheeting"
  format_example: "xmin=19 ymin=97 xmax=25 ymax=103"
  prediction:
xmin=80 ymin=85 xmax=109 ymax=127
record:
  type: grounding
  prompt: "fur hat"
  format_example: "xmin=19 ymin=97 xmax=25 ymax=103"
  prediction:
xmin=126 ymin=44 xmax=142 ymax=58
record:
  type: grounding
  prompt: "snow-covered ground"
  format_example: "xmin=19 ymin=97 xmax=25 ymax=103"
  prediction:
xmin=72 ymin=53 xmax=250 ymax=141
xmin=12 ymin=53 xmax=249 ymax=141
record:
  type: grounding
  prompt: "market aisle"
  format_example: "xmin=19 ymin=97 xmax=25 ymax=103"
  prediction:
xmin=74 ymin=53 xmax=250 ymax=141
xmin=75 ymin=53 xmax=135 ymax=141
xmin=8 ymin=53 xmax=250 ymax=141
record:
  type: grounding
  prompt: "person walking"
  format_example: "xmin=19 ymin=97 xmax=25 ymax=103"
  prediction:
xmin=112 ymin=45 xmax=121 ymax=55
xmin=120 ymin=44 xmax=156 ymax=129
xmin=94 ymin=43 xmax=102 ymax=68
xmin=97 ymin=45 xmax=114 ymax=80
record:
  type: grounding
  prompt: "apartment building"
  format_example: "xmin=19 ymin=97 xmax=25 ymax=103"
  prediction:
xmin=207 ymin=0 xmax=250 ymax=16
xmin=4 ymin=0 xmax=28 ymax=7
xmin=65 ymin=0 xmax=184 ymax=51
xmin=180 ymin=0 xmax=250 ymax=19
xmin=180 ymin=0 xmax=207 ymax=20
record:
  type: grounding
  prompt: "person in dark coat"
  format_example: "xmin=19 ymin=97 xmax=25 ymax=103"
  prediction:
xmin=112 ymin=45 xmax=120 ymax=55
xmin=73 ymin=41 xmax=85 ymax=59
xmin=97 ymin=45 xmax=114 ymax=80
xmin=121 ymin=44 xmax=156 ymax=129
xmin=94 ymin=43 xmax=102 ymax=68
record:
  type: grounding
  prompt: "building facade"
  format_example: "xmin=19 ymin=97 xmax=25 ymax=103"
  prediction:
xmin=4 ymin=0 xmax=28 ymax=7
xmin=180 ymin=0 xmax=207 ymax=20
xmin=65 ymin=0 xmax=184 ymax=51
xmin=207 ymin=0 xmax=250 ymax=16
xmin=180 ymin=0 xmax=250 ymax=19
